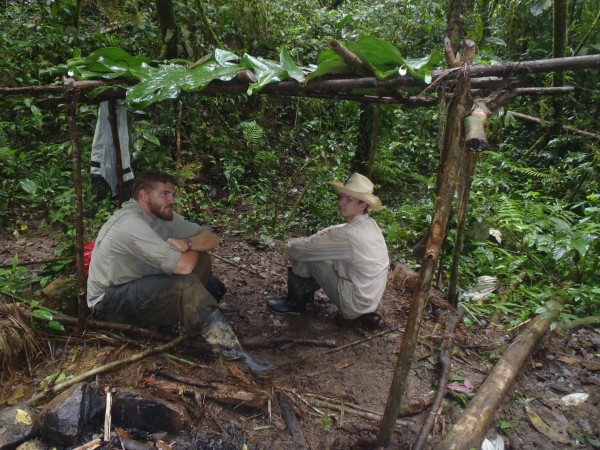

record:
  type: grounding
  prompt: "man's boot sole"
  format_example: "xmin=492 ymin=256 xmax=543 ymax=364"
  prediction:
xmin=266 ymin=300 xmax=306 ymax=315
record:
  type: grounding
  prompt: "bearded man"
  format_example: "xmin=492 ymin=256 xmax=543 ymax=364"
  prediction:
xmin=87 ymin=169 xmax=270 ymax=374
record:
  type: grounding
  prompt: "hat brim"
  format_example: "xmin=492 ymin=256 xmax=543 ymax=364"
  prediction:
xmin=330 ymin=180 xmax=383 ymax=211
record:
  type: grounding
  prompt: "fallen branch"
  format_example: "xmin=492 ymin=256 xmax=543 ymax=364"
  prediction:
xmin=322 ymin=328 xmax=395 ymax=355
xmin=306 ymin=396 xmax=414 ymax=427
xmin=564 ymin=314 xmax=600 ymax=330
xmin=208 ymin=251 xmax=266 ymax=279
xmin=0 ymin=256 xmax=73 ymax=269
xmin=103 ymin=387 xmax=115 ymax=443
xmin=243 ymin=335 xmax=338 ymax=349
xmin=413 ymin=305 xmax=465 ymax=450
xmin=278 ymin=394 xmax=308 ymax=447
xmin=139 ymin=371 xmax=268 ymax=409
xmin=304 ymin=392 xmax=433 ymax=418
xmin=73 ymin=438 xmax=102 ymax=450
xmin=28 ymin=335 xmax=187 ymax=407
xmin=510 ymin=110 xmax=600 ymax=141
xmin=433 ymin=301 xmax=560 ymax=450
xmin=21 ymin=305 xmax=304 ymax=352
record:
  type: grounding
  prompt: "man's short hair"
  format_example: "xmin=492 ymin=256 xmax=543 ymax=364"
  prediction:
xmin=132 ymin=170 xmax=178 ymax=199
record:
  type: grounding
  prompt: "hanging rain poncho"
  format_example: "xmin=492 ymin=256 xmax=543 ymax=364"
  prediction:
xmin=90 ymin=101 xmax=134 ymax=201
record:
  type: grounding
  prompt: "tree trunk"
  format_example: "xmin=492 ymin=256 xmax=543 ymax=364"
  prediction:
xmin=434 ymin=302 xmax=559 ymax=450
xmin=446 ymin=0 xmax=469 ymax=51
xmin=352 ymin=103 xmax=380 ymax=179
xmin=448 ymin=150 xmax=477 ymax=307
xmin=64 ymin=83 xmax=88 ymax=333
xmin=155 ymin=0 xmax=179 ymax=59
xmin=551 ymin=0 xmax=568 ymax=132
xmin=376 ymin=40 xmax=476 ymax=448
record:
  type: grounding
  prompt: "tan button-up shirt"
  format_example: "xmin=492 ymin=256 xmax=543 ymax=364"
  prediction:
xmin=285 ymin=214 xmax=389 ymax=317
xmin=87 ymin=199 xmax=205 ymax=307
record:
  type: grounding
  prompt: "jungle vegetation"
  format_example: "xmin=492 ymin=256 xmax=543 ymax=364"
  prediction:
xmin=0 ymin=0 xmax=599 ymax=328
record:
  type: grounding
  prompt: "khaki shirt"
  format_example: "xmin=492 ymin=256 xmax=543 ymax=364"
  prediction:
xmin=285 ymin=214 xmax=389 ymax=317
xmin=87 ymin=199 xmax=205 ymax=307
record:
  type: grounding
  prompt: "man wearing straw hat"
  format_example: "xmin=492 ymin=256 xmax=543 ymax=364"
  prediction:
xmin=267 ymin=173 xmax=389 ymax=329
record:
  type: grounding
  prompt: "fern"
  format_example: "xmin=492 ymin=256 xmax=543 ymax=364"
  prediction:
xmin=484 ymin=150 xmax=550 ymax=178
xmin=238 ymin=120 xmax=264 ymax=148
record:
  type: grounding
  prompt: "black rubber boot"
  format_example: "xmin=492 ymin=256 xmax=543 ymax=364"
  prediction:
xmin=267 ymin=268 xmax=320 ymax=314
xmin=206 ymin=272 xmax=227 ymax=303
xmin=200 ymin=310 xmax=271 ymax=374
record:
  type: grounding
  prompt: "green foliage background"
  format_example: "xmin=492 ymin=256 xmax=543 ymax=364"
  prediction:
xmin=1 ymin=0 xmax=599 ymax=325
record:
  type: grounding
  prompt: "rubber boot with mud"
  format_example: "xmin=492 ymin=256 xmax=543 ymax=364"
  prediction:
xmin=200 ymin=310 xmax=271 ymax=374
xmin=267 ymin=268 xmax=320 ymax=314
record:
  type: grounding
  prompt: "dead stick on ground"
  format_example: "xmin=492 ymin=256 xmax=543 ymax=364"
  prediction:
xmin=278 ymin=394 xmax=308 ymax=448
xmin=413 ymin=305 xmax=465 ymax=450
xmin=273 ymin=328 xmax=395 ymax=371
xmin=72 ymin=438 xmax=102 ymax=450
xmin=28 ymin=335 xmax=188 ymax=407
xmin=322 ymin=328 xmax=395 ymax=355
xmin=208 ymin=251 xmax=266 ymax=279
xmin=0 ymin=256 xmax=74 ymax=268
xmin=308 ymin=397 xmax=414 ymax=427
xmin=103 ymin=387 xmax=115 ymax=443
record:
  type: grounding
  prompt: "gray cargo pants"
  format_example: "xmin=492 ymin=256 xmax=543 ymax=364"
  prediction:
xmin=92 ymin=252 xmax=217 ymax=330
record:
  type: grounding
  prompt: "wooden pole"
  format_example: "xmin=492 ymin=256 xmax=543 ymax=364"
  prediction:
xmin=413 ymin=305 xmax=465 ymax=450
xmin=376 ymin=39 xmax=476 ymax=447
xmin=448 ymin=150 xmax=477 ymax=306
xmin=64 ymin=79 xmax=88 ymax=333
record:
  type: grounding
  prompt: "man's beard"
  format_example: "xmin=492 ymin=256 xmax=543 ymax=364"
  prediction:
xmin=148 ymin=199 xmax=174 ymax=221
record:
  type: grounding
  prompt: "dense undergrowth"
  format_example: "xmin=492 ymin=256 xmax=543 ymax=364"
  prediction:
xmin=1 ymin=0 xmax=599 ymax=328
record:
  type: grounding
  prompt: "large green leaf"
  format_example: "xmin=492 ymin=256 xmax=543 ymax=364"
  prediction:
xmin=67 ymin=47 xmax=153 ymax=80
xmin=127 ymin=62 xmax=244 ymax=109
xmin=63 ymin=38 xmax=443 ymax=108
xmin=305 ymin=49 xmax=353 ymax=82
xmin=279 ymin=47 xmax=305 ymax=83
xmin=306 ymin=36 xmax=443 ymax=83
xmin=244 ymin=55 xmax=288 ymax=95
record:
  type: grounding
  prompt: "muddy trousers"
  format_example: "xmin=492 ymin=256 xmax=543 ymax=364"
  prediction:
xmin=92 ymin=252 xmax=217 ymax=330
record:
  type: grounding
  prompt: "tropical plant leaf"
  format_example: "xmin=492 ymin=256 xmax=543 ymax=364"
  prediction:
xmin=305 ymin=49 xmax=353 ymax=82
xmin=239 ymin=120 xmax=264 ymax=147
xmin=279 ymin=47 xmax=306 ymax=83
xmin=19 ymin=179 xmax=38 ymax=195
xmin=306 ymin=36 xmax=442 ymax=83
xmin=244 ymin=55 xmax=288 ymax=95
xmin=67 ymin=47 xmax=153 ymax=80
xmin=127 ymin=61 xmax=243 ymax=109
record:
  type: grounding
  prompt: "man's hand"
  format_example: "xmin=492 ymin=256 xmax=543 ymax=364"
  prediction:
xmin=167 ymin=237 xmax=189 ymax=252
xmin=167 ymin=229 xmax=219 ymax=254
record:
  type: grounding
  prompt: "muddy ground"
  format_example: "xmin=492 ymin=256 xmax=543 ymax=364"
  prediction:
xmin=0 ymin=227 xmax=599 ymax=449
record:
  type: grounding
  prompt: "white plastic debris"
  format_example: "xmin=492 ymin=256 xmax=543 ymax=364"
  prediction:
xmin=489 ymin=228 xmax=503 ymax=243
xmin=482 ymin=435 xmax=505 ymax=450
xmin=560 ymin=392 xmax=589 ymax=407
xmin=460 ymin=276 xmax=498 ymax=301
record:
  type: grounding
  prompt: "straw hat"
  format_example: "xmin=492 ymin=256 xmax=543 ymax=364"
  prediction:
xmin=330 ymin=173 xmax=383 ymax=211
